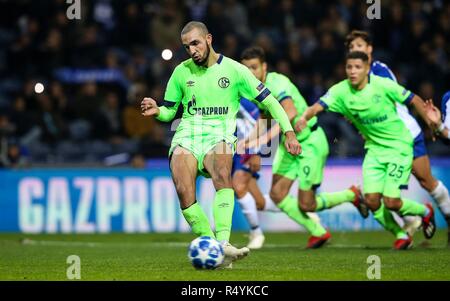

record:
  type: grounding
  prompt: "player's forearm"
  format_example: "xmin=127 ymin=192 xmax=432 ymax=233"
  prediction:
xmin=261 ymin=96 xmax=294 ymax=133
xmin=256 ymin=99 xmax=294 ymax=143
xmin=281 ymin=98 xmax=298 ymax=122
xmin=241 ymin=117 xmax=271 ymax=150
xmin=301 ymin=103 xmax=323 ymax=121
xmin=248 ymin=122 xmax=281 ymax=149
xmin=246 ymin=118 xmax=266 ymax=144
xmin=436 ymin=121 xmax=450 ymax=139
xmin=156 ymin=106 xmax=177 ymax=122
xmin=409 ymin=95 xmax=433 ymax=129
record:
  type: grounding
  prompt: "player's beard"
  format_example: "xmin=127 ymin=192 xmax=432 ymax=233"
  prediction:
xmin=192 ymin=44 xmax=210 ymax=66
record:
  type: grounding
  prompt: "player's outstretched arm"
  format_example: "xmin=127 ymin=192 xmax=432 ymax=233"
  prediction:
xmin=253 ymin=99 xmax=297 ymax=146
xmin=141 ymin=97 xmax=177 ymax=122
xmin=408 ymin=95 xmax=437 ymax=131
xmin=261 ymin=95 xmax=301 ymax=155
xmin=237 ymin=114 xmax=276 ymax=154
xmin=425 ymin=99 xmax=449 ymax=139
xmin=141 ymin=97 xmax=160 ymax=117
xmin=295 ymin=102 xmax=324 ymax=132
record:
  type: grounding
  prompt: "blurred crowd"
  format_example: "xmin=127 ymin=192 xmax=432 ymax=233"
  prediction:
xmin=0 ymin=0 xmax=449 ymax=167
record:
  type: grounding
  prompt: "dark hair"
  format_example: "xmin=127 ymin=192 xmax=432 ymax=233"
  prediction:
xmin=240 ymin=46 xmax=266 ymax=63
xmin=181 ymin=21 xmax=209 ymax=36
xmin=345 ymin=30 xmax=372 ymax=49
xmin=346 ymin=51 xmax=369 ymax=63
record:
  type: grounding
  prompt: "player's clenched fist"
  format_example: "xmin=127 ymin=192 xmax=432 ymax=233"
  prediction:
xmin=141 ymin=97 xmax=160 ymax=117
xmin=284 ymin=131 xmax=301 ymax=155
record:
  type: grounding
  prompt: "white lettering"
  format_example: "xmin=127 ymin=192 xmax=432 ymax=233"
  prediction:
xmin=74 ymin=178 xmax=95 ymax=233
xmin=123 ymin=178 xmax=149 ymax=233
xmin=46 ymin=178 xmax=72 ymax=233
xmin=18 ymin=178 xmax=44 ymax=233
xmin=151 ymin=178 xmax=176 ymax=232
xmin=96 ymin=178 xmax=121 ymax=232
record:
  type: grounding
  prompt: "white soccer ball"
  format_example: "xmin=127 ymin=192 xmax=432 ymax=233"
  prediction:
xmin=187 ymin=236 xmax=224 ymax=269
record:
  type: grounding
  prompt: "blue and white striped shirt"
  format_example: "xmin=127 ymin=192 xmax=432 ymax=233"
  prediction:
xmin=370 ymin=60 xmax=421 ymax=139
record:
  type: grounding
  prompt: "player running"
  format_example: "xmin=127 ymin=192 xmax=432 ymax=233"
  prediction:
xmin=232 ymin=97 xmax=266 ymax=249
xmin=346 ymin=30 xmax=450 ymax=239
xmin=239 ymin=46 xmax=369 ymax=249
xmin=296 ymin=51 xmax=437 ymax=249
xmin=233 ymin=97 xmax=323 ymax=249
xmin=140 ymin=21 xmax=301 ymax=267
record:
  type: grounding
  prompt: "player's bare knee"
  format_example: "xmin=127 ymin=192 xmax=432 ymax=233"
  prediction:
xmin=383 ymin=197 xmax=402 ymax=211
xmin=364 ymin=194 xmax=382 ymax=211
xmin=211 ymin=167 xmax=232 ymax=189
xmin=269 ymin=189 xmax=286 ymax=204
xmin=299 ymin=201 xmax=315 ymax=212
xmin=234 ymin=184 xmax=247 ymax=199
xmin=299 ymin=193 xmax=317 ymax=212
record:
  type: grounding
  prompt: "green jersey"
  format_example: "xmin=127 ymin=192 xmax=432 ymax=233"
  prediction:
xmin=160 ymin=54 xmax=290 ymax=139
xmin=264 ymin=72 xmax=317 ymax=141
xmin=319 ymin=74 xmax=415 ymax=155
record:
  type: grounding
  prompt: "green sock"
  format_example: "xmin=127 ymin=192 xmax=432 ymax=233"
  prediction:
xmin=278 ymin=195 xmax=326 ymax=237
xmin=373 ymin=203 xmax=408 ymax=239
xmin=315 ymin=189 xmax=355 ymax=211
xmin=213 ymin=188 xmax=235 ymax=242
xmin=398 ymin=198 xmax=427 ymax=217
xmin=182 ymin=201 xmax=215 ymax=238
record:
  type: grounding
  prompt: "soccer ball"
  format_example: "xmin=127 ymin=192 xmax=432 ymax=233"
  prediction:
xmin=187 ymin=236 xmax=224 ymax=269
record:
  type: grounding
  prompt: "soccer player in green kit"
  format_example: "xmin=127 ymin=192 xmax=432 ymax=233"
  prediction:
xmin=240 ymin=47 xmax=369 ymax=249
xmin=346 ymin=30 xmax=450 ymax=241
xmin=140 ymin=22 xmax=301 ymax=267
xmin=296 ymin=51 xmax=437 ymax=249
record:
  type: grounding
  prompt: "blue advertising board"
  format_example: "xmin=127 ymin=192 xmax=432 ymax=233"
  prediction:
xmin=0 ymin=159 xmax=448 ymax=233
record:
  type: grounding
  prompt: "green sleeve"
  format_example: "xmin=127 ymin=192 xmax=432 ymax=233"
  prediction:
xmin=261 ymin=95 xmax=294 ymax=133
xmin=381 ymin=77 xmax=414 ymax=105
xmin=318 ymin=84 xmax=344 ymax=113
xmin=157 ymin=66 xmax=183 ymax=122
xmin=236 ymin=64 xmax=293 ymax=133
xmin=237 ymin=63 xmax=271 ymax=101
xmin=269 ymin=77 xmax=291 ymax=103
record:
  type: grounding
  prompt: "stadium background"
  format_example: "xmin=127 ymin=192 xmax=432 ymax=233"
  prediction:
xmin=0 ymin=0 xmax=449 ymax=234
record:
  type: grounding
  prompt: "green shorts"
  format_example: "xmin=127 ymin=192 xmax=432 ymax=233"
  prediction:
xmin=169 ymin=132 xmax=237 ymax=178
xmin=272 ymin=126 xmax=329 ymax=190
xmin=362 ymin=148 xmax=413 ymax=198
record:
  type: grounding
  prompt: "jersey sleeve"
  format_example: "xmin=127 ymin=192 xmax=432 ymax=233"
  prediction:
xmin=236 ymin=63 xmax=293 ymax=133
xmin=163 ymin=65 xmax=183 ymax=104
xmin=317 ymin=85 xmax=344 ymax=114
xmin=380 ymin=76 xmax=414 ymax=105
xmin=269 ymin=76 xmax=292 ymax=103
xmin=158 ymin=66 xmax=183 ymax=122
xmin=237 ymin=63 xmax=271 ymax=103
xmin=371 ymin=61 xmax=397 ymax=82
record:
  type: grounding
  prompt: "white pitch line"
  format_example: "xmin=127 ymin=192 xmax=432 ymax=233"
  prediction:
xmin=15 ymin=239 xmax=445 ymax=249
xmin=18 ymin=239 xmax=189 ymax=248
xmin=20 ymin=238 xmax=101 ymax=247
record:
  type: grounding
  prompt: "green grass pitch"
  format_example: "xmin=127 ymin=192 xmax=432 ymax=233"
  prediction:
xmin=0 ymin=230 xmax=449 ymax=281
